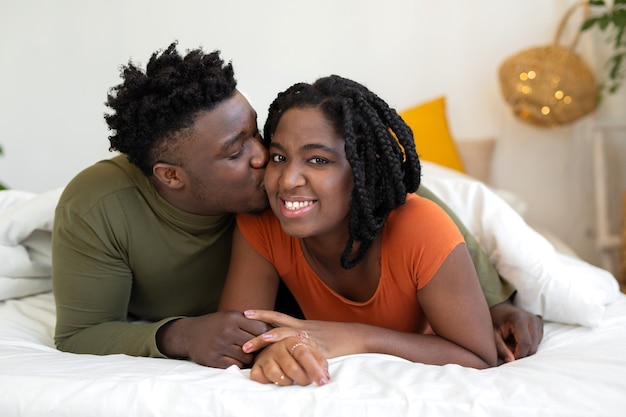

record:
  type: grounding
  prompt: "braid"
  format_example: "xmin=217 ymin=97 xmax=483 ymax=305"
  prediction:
xmin=264 ymin=75 xmax=421 ymax=269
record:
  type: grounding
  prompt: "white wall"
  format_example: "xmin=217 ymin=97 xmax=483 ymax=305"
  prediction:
xmin=1 ymin=0 xmax=624 ymax=274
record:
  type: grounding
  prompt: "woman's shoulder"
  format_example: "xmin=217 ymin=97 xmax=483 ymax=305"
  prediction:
xmin=237 ymin=209 xmax=278 ymax=228
xmin=236 ymin=209 xmax=288 ymax=247
xmin=386 ymin=193 xmax=462 ymax=239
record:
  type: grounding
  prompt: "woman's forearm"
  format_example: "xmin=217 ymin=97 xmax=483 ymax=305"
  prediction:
xmin=355 ymin=324 xmax=495 ymax=369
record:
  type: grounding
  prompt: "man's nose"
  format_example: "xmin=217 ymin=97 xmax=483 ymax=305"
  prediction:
xmin=251 ymin=138 xmax=269 ymax=168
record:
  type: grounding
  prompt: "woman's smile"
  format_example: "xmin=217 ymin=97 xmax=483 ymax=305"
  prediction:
xmin=279 ymin=198 xmax=317 ymax=218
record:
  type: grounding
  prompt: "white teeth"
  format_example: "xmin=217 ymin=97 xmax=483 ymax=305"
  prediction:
xmin=284 ymin=200 xmax=314 ymax=210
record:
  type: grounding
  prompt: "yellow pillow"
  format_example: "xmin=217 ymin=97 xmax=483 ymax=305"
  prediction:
xmin=399 ymin=96 xmax=465 ymax=173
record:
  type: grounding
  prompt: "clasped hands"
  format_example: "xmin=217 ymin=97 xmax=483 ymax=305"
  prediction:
xmin=242 ymin=309 xmax=342 ymax=387
xmin=238 ymin=302 xmax=544 ymax=387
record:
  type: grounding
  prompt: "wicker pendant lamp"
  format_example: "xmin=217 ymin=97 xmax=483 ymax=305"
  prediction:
xmin=499 ymin=1 xmax=599 ymax=127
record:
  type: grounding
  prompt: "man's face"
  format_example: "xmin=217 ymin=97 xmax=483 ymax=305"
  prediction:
xmin=177 ymin=90 xmax=270 ymax=215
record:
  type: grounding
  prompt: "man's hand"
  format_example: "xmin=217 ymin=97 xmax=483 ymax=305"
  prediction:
xmin=490 ymin=301 xmax=543 ymax=363
xmin=156 ymin=311 xmax=270 ymax=368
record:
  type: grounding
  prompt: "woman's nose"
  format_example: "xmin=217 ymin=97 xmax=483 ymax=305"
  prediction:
xmin=278 ymin=161 xmax=306 ymax=189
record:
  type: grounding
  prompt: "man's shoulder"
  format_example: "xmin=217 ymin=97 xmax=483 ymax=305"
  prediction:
xmin=58 ymin=155 xmax=148 ymax=213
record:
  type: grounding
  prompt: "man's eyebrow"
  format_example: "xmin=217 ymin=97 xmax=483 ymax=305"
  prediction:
xmin=220 ymin=131 xmax=245 ymax=153
xmin=220 ymin=111 xmax=259 ymax=153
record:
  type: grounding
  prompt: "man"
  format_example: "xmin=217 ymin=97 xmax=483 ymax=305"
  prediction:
xmin=52 ymin=42 xmax=541 ymax=369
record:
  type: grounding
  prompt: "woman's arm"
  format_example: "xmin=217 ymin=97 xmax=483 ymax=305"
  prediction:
xmin=400 ymin=243 xmax=497 ymax=368
xmin=243 ymin=243 xmax=497 ymax=372
xmin=218 ymin=225 xmax=280 ymax=312
xmin=219 ymin=225 xmax=331 ymax=385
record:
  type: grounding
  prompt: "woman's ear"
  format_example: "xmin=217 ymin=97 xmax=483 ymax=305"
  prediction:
xmin=153 ymin=162 xmax=186 ymax=189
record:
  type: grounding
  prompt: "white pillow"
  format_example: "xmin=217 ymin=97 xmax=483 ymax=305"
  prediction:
xmin=0 ymin=188 xmax=61 ymax=300
xmin=421 ymin=162 xmax=620 ymax=327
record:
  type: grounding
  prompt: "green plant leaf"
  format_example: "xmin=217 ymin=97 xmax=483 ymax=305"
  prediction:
xmin=584 ymin=0 xmax=626 ymax=93
xmin=582 ymin=17 xmax=599 ymax=31
xmin=599 ymin=14 xmax=611 ymax=30
xmin=616 ymin=26 xmax=625 ymax=46
xmin=609 ymin=53 xmax=625 ymax=78
xmin=612 ymin=9 xmax=626 ymax=26
xmin=0 ymin=145 xmax=5 ymax=189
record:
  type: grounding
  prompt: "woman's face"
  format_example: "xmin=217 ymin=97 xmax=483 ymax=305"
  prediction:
xmin=264 ymin=107 xmax=354 ymax=239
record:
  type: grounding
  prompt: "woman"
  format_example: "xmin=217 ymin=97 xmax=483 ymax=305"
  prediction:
xmin=219 ymin=75 xmax=497 ymax=387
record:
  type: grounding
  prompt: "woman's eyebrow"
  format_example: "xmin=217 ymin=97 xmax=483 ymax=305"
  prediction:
xmin=301 ymin=143 xmax=335 ymax=153
xmin=269 ymin=142 xmax=337 ymax=154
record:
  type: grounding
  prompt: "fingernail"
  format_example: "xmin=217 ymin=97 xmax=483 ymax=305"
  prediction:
xmin=244 ymin=310 xmax=254 ymax=317
xmin=242 ymin=342 xmax=252 ymax=352
xmin=318 ymin=377 xmax=328 ymax=386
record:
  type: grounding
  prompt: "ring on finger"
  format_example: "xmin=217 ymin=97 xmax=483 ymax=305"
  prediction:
xmin=290 ymin=342 xmax=308 ymax=356
xmin=274 ymin=374 xmax=285 ymax=385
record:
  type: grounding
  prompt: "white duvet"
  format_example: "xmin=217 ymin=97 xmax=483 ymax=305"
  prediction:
xmin=0 ymin=161 xmax=624 ymax=417
xmin=1 ymin=291 xmax=625 ymax=417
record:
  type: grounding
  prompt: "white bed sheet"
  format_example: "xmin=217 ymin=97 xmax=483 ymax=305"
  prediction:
xmin=1 ymin=290 xmax=625 ymax=417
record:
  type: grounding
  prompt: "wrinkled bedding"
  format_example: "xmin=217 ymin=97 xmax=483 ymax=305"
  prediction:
xmin=0 ymin=162 xmax=623 ymax=417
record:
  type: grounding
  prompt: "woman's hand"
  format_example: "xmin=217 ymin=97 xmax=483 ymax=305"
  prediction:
xmin=248 ymin=336 xmax=330 ymax=386
xmin=242 ymin=310 xmax=366 ymax=359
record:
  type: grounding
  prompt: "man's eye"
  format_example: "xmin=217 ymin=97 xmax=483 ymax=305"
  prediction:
xmin=229 ymin=145 xmax=244 ymax=159
xmin=270 ymin=154 xmax=285 ymax=163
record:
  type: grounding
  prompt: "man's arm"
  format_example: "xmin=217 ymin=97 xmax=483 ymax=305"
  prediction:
xmin=52 ymin=201 xmax=268 ymax=367
xmin=52 ymin=205 xmax=171 ymax=357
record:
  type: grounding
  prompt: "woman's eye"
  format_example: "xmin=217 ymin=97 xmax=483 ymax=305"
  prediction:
xmin=308 ymin=156 xmax=328 ymax=165
xmin=270 ymin=154 xmax=285 ymax=163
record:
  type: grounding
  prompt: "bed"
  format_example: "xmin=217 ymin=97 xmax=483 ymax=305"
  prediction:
xmin=1 ymin=158 xmax=625 ymax=417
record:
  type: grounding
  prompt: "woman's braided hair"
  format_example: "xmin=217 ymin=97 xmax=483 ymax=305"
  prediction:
xmin=264 ymin=75 xmax=421 ymax=269
xmin=105 ymin=41 xmax=237 ymax=176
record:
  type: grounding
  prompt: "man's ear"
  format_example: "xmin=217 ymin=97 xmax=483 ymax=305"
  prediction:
xmin=153 ymin=162 xmax=186 ymax=189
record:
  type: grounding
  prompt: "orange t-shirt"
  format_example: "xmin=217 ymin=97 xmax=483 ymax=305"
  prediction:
xmin=236 ymin=193 xmax=464 ymax=333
